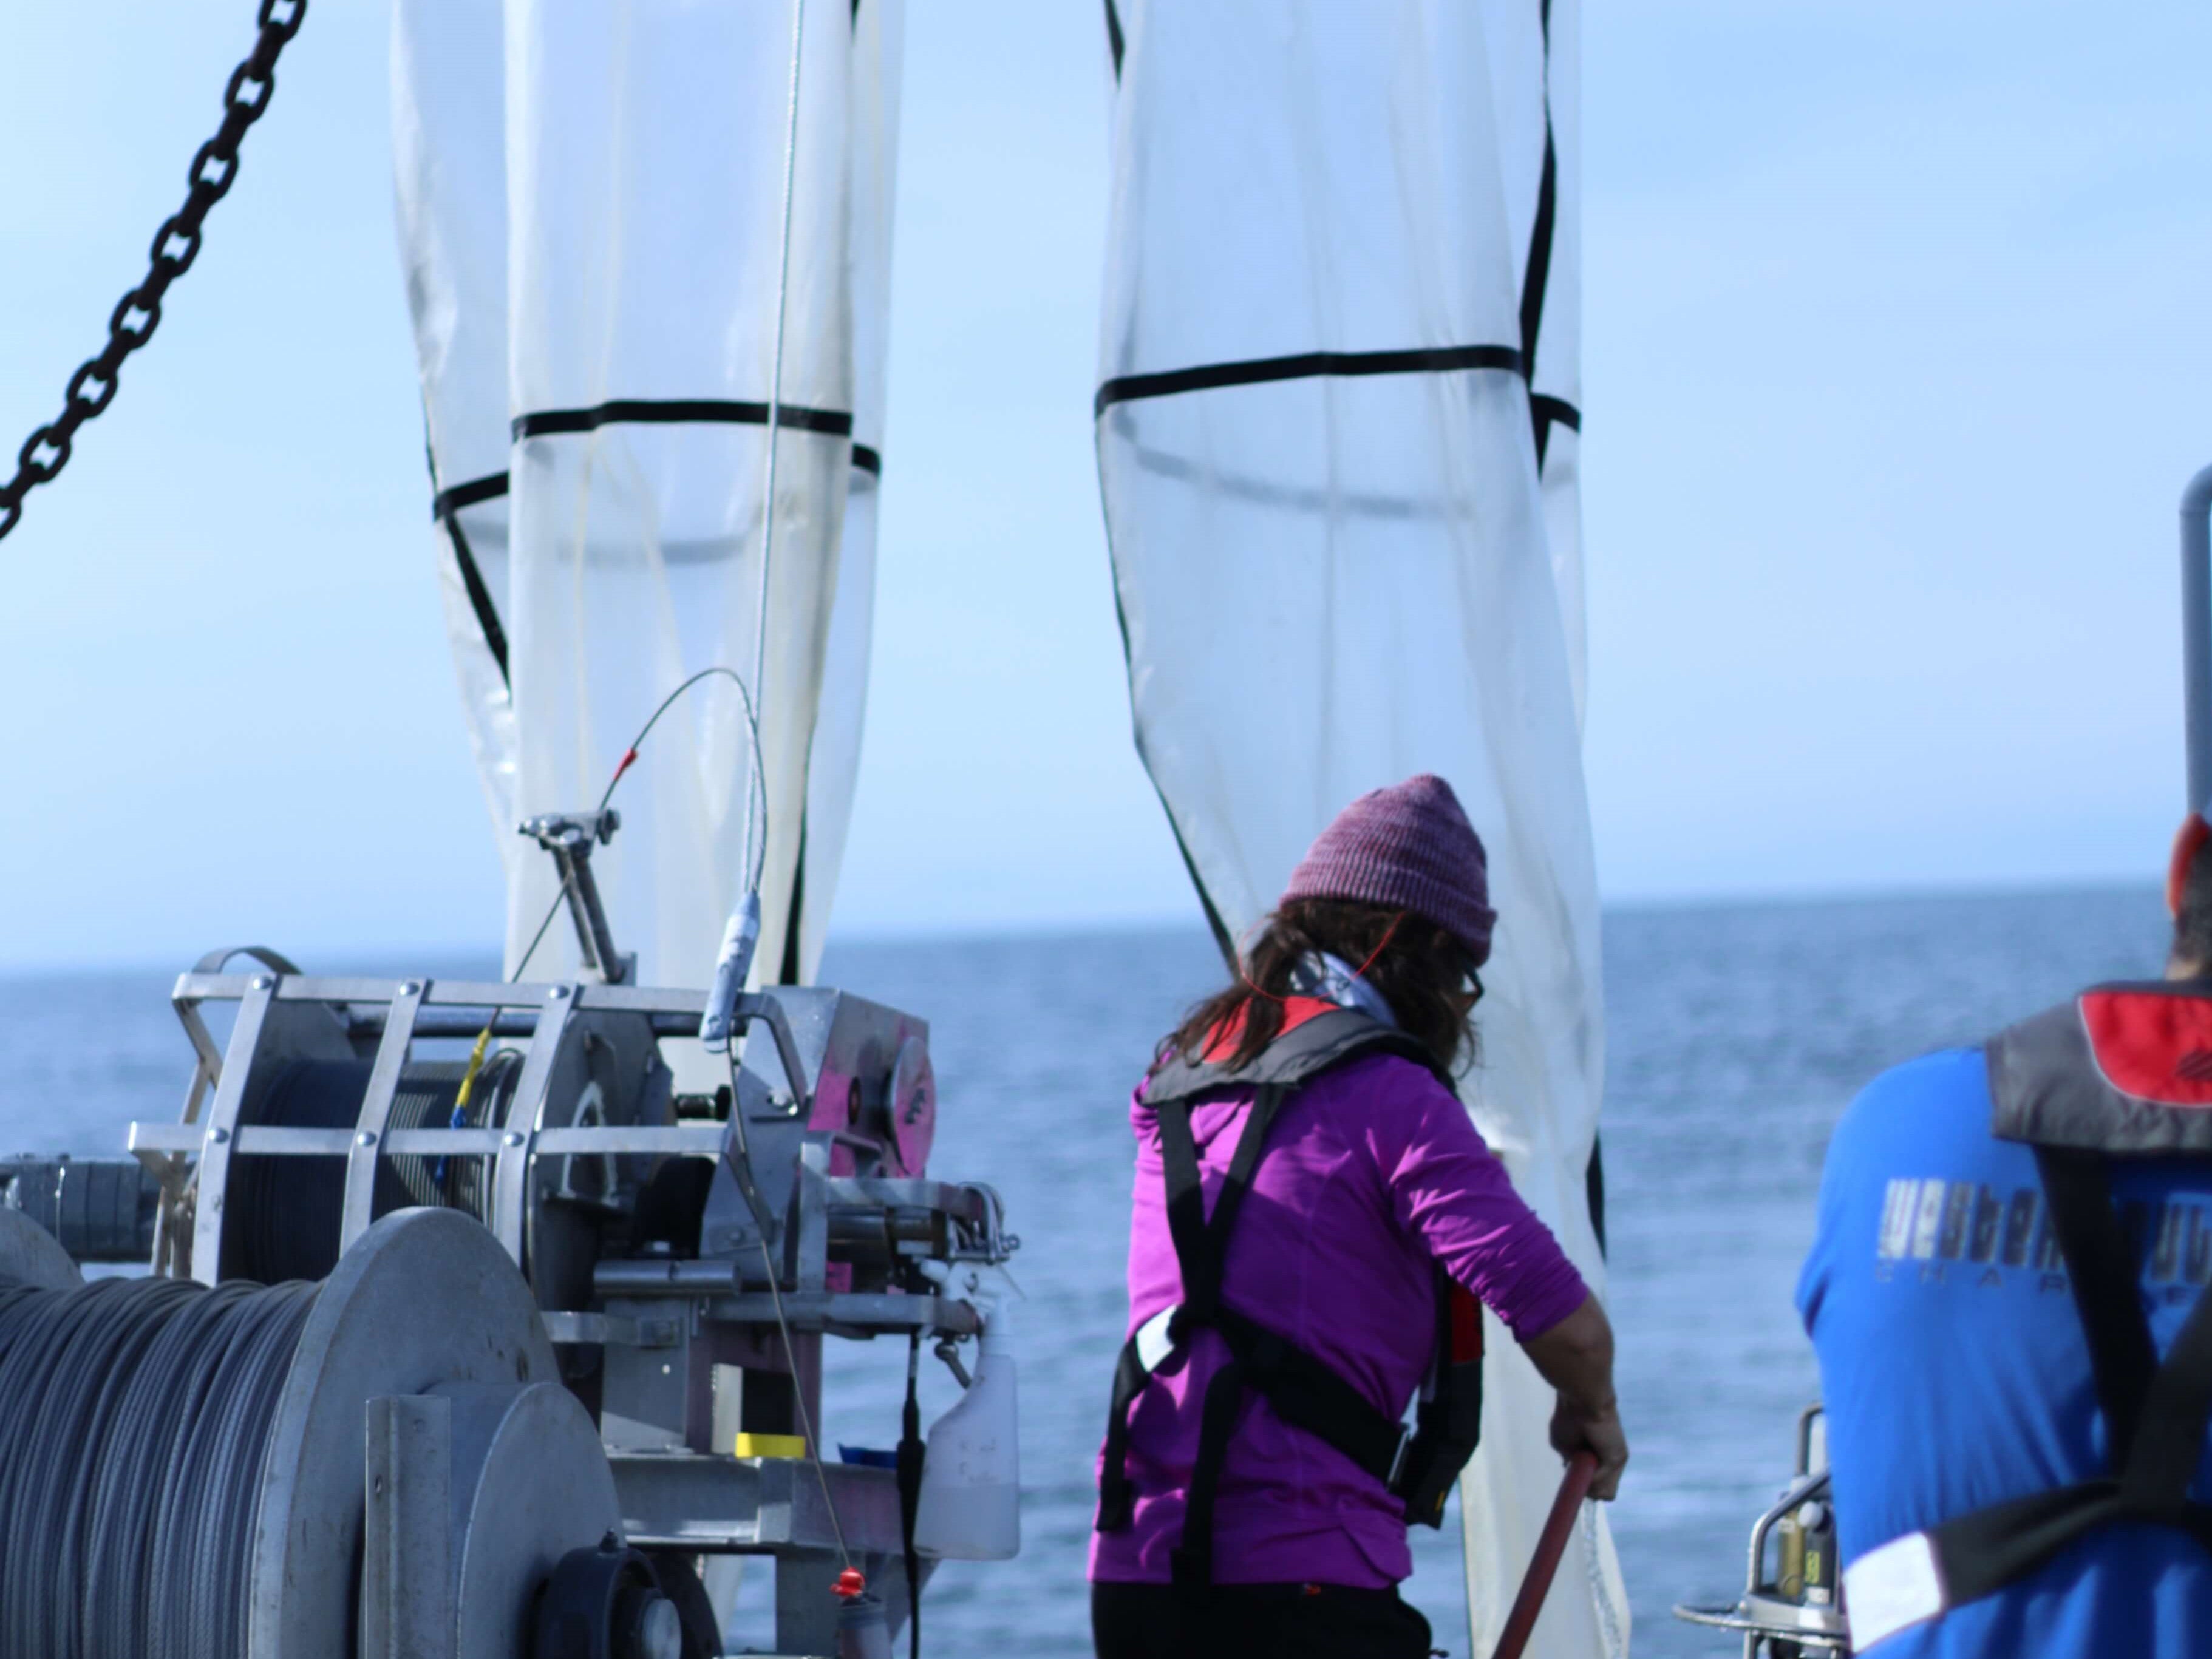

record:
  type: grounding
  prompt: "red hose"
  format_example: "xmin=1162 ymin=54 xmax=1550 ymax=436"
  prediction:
xmin=1492 ymin=1451 xmax=1600 ymax=1659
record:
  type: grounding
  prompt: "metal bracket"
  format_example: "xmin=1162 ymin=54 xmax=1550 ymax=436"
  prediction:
xmin=730 ymin=991 xmax=813 ymax=1119
xmin=519 ymin=810 xmax=634 ymax=985
xmin=492 ymin=985 xmax=577 ymax=1267
xmin=340 ymin=980 xmax=424 ymax=1253
xmin=188 ymin=974 xmax=280 ymax=1283
xmin=363 ymin=1394 xmax=454 ymax=1659
xmin=541 ymin=1309 xmax=681 ymax=1348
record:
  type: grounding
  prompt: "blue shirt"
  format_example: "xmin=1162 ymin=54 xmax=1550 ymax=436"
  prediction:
xmin=1797 ymin=1046 xmax=2212 ymax=1655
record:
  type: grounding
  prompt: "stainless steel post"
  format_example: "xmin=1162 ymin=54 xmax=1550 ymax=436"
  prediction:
xmin=362 ymin=1394 xmax=455 ymax=1659
xmin=2183 ymin=463 xmax=2212 ymax=813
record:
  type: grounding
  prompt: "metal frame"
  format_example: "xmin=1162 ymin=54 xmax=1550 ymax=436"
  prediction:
xmin=494 ymin=984 xmax=576 ymax=1263
xmin=135 ymin=971 xmax=822 ymax=1283
xmin=2183 ymin=463 xmax=2212 ymax=813
xmin=188 ymin=973 xmax=279 ymax=1281
xmin=342 ymin=980 xmax=423 ymax=1246
xmin=611 ymin=1453 xmax=903 ymax=1553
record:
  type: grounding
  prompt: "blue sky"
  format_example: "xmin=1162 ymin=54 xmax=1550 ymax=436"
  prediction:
xmin=1 ymin=1 xmax=2207 ymax=970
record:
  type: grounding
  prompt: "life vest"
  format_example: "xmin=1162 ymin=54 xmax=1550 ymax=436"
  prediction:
xmin=1093 ymin=999 xmax=1485 ymax=1592
xmin=1843 ymin=980 xmax=2212 ymax=1649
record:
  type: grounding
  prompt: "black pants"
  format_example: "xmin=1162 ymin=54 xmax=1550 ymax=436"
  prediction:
xmin=1092 ymin=1580 xmax=1435 ymax=1659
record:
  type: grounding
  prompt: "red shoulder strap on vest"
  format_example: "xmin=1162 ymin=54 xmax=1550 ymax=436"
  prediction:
xmin=1148 ymin=1003 xmax=1448 ymax=1112
xmin=1198 ymin=996 xmax=1341 ymax=1063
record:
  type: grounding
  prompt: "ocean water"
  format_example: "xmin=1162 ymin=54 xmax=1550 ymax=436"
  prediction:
xmin=0 ymin=886 xmax=2171 ymax=1656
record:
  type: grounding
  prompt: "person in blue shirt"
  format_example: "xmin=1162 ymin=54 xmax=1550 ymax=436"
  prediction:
xmin=1799 ymin=818 xmax=2212 ymax=1654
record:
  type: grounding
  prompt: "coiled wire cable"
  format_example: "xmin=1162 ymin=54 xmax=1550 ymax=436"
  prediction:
xmin=0 ymin=1275 xmax=317 ymax=1659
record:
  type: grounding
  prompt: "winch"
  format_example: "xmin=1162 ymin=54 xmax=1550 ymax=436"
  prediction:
xmin=0 ymin=813 xmax=1021 ymax=1659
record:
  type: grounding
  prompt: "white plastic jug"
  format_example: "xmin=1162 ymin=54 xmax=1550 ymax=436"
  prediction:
xmin=913 ymin=1281 xmax=1019 ymax=1560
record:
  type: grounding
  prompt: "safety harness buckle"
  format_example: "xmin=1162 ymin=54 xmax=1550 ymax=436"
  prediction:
xmin=1135 ymin=1303 xmax=1182 ymax=1373
xmin=1384 ymin=1425 xmax=1417 ymax=1492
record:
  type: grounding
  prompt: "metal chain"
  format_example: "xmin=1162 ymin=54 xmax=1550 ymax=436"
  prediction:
xmin=0 ymin=0 xmax=308 ymax=544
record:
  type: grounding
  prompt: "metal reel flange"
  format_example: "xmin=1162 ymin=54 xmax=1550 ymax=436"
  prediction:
xmin=0 ymin=1207 xmax=80 ymax=1289
xmin=451 ymin=1381 xmax=626 ymax=1659
xmin=248 ymin=1206 xmax=562 ymax=1659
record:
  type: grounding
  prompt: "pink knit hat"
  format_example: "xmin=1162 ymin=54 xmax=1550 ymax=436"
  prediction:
xmin=1281 ymin=775 xmax=1497 ymax=965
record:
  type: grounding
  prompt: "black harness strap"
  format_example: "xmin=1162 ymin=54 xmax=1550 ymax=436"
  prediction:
xmin=1211 ymin=1305 xmax=1407 ymax=1483
xmin=1096 ymin=1083 xmax=1290 ymax=1538
xmin=1930 ymin=1483 xmax=2129 ymax=1608
xmin=1096 ymin=1337 xmax=1150 ymax=1532
xmin=2034 ymin=1145 xmax=2158 ymax=1464
xmin=1172 ymin=1354 xmax=1251 ymax=1593
xmin=2122 ymin=1283 xmax=2212 ymax=1515
xmin=1155 ymin=1082 xmax=1285 ymax=1595
xmin=1155 ymin=1084 xmax=1285 ymax=1328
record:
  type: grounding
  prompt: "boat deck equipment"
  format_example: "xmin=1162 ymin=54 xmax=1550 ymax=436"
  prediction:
xmin=0 ymin=815 xmax=1019 ymax=1658
xmin=1674 ymin=1406 xmax=1849 ymax=1657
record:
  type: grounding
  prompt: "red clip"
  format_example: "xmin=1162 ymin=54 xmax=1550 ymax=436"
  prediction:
xmin=834 ymin=1567 xmax=868 ymax=1601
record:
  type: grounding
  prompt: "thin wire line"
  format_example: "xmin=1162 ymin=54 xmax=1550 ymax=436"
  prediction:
xmin=743 ymin=0 xmax=810 ymax=899
xmin=509 ymin=891 xmax=567 ymax=985
xmin=727 ymin=1050 xmax=851 ymax=1570
xmin=508 ymin=665 xmax=769 ymax=985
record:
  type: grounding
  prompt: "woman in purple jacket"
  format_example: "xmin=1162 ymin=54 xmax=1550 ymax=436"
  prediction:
xmin=1090 ymin=775 xmax=1625 ymax=1658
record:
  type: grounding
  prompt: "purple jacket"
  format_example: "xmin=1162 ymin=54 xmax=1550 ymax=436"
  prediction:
xmin=1089 ymin=1050 xmax=1588 ymax=1588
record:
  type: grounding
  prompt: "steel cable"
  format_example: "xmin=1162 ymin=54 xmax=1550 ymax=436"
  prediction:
xmin=228 ymin=1058 xmax=509 ymax=1283
xmin=0 ymin=1275 xmax=317 ymax=1659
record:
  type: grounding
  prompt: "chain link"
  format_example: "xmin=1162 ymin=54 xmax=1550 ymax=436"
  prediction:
xmin=0 ymin=0 xmax=307 ymax=543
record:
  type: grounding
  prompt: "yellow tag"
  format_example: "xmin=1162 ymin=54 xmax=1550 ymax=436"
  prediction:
xmin=732 ymin=1432 xmax=809 ymax=1460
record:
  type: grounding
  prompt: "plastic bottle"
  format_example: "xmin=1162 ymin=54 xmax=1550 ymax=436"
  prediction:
xmin=913 ymin=1284 xmax=1020 ymax=1560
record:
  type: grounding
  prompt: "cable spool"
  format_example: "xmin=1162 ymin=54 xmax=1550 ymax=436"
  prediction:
xmin=0 ymin=1209 xmax=620 ymax=1659
xmin=0 ymin=1275 xmax=316 ymax=1659
xmin=385 ymin=1050 xmax=523 ymax=1215
xmin=228 ymin=1056 xmax=520 ymax=1282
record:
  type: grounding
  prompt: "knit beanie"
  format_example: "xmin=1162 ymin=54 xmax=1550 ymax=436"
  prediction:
xmin=1280 ymin=774 xmax=1497 ymax=965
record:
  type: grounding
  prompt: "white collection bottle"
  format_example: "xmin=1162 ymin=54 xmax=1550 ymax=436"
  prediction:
xmin=913 ymin=1277 xmax=1020 ymax=1560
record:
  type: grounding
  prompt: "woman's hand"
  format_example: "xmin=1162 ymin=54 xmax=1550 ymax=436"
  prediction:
xmin=1519 ymin=1293 xmax=1629 ymax=1501
xmin=1548 ymin=1393 xmax=1628 ymax=1502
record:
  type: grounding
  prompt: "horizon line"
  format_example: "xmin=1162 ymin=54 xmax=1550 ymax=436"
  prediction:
xmin=0 ymin=873 xmax=2162 ymax=981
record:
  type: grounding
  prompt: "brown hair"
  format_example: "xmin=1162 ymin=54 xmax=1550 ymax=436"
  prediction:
xmin=1160 ymin=897 xmax=1481 ymax=1076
